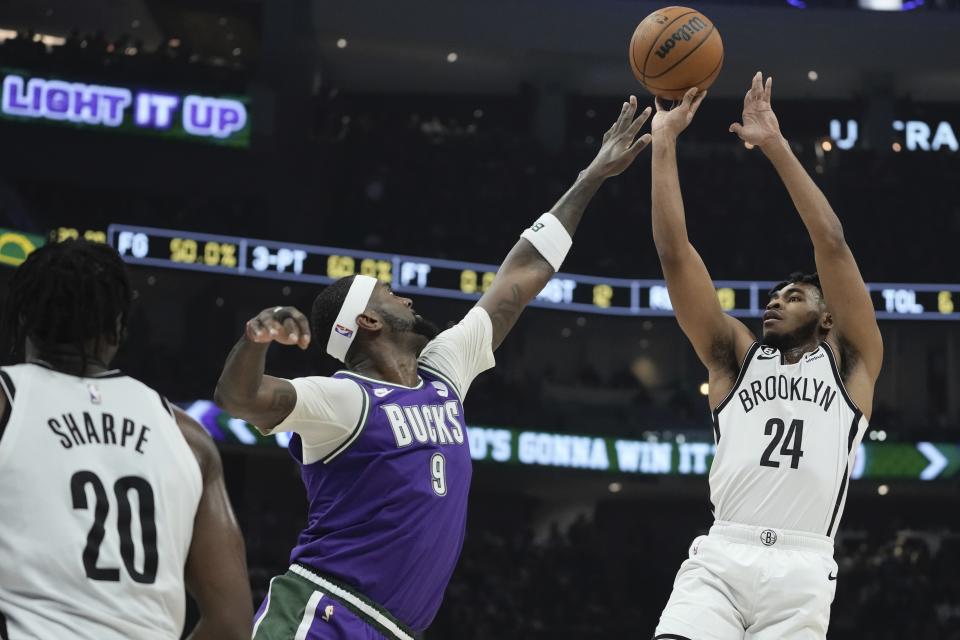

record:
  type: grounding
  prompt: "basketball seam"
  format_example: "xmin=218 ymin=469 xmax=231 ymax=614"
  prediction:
xmin=631 ymin=39 xmax=647 ymax=85
xmin=643 ymin=47 xmax=724 ymax=93
xmin=645 ymin=25 xmax=717 ymax=81
xmin=641 ymin=10 xmax=699 ymax=84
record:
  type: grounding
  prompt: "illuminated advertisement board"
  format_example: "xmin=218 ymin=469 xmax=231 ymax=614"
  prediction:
xmin=187 ymin=401 xmax=960 ymax=481
xmin=0 ymin=69 xmax=250 ymax=147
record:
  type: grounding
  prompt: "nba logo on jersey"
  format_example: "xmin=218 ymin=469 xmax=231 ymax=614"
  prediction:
xmin=431 ymin=381 xmax=449 ymax=398
xmin=334 ymin=324 xmax=354 ymax=338
xmin=87 ymin=383 xmax=102 ymax=405
xmin=760 ymin=529 xmax=778 ymax=546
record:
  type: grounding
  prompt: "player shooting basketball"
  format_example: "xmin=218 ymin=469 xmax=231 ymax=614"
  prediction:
xmin=215 ymin=98 xmax=653 ymax=640
xmin=649 ymin=73 xmax=883 ymax=640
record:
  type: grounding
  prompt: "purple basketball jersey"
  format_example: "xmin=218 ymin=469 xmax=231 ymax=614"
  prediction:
xmin=288 ymin=366 xmax=472 ymax=633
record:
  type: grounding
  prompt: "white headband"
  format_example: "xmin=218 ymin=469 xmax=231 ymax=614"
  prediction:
xmin=326 ymin=275 xmax=378 ymax=363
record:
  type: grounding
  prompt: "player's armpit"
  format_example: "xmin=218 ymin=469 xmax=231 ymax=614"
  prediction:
xmin=175 ymin=409 xmax=253 ymax=640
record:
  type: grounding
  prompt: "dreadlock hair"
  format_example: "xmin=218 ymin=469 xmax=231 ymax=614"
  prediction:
xmin=1 ymin=239 xmax=132 ymax=373
xmin=769 ymin=272 xmax=824 ymax=304
xmin=310 ymin=276 xmax=358 ymax=355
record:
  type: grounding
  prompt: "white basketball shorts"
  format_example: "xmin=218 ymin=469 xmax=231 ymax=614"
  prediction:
xmin=653 ymin=521 xmax=838 ymax=640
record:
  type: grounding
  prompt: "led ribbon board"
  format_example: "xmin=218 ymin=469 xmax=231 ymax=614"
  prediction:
xmin=109 ymin=224 xmax=960 ymax=321
xmin=0 ymin=70 xmax=250 ymax=147
xmin=186 ymin=401 xmax=960 ymax=481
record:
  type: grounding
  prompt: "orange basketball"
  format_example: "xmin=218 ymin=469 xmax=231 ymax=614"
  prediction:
xmin=629 ymin=6 xmax=724 ymax=101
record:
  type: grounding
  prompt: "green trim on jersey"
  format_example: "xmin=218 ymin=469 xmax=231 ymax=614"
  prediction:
xmin=334 ymin=370 xmax=425 ymax=390
xmin=321 ymin=383 xmax=371 ymax=464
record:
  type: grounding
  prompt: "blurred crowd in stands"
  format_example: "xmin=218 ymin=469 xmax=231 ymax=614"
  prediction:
xmin=429 ymin=521 xmax=960 ymax=639
xmin=0 ymin=26 xmax=248 ymax=90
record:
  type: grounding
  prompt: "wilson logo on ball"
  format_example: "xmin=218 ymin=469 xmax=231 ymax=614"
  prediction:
xmin=629 ymin=7 xmax=723 ymax=101
xmin=654 ymin=16 xmax=709 ymax=59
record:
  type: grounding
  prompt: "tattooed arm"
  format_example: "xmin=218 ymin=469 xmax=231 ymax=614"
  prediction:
xmin=478 ymin=96 xmax=653 ymax=349
xmin=213 ymin=305 xmax=308 ymax=432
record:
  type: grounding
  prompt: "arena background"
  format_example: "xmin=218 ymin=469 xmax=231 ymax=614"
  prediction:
xmin=0 ymin=0 xmax=958 ymax=638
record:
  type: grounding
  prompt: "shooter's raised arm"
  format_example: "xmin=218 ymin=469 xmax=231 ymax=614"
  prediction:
xmin=650 ymin=88 xmax=755 ymax=402
xmin=730 ymin=72 xmax=882 ymax=411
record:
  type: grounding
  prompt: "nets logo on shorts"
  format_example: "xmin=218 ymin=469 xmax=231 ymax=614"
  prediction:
xmin=334 ymin=324 xmax=354 ymax=338
xmin=760 ymin=529 xmax=778 ymax=546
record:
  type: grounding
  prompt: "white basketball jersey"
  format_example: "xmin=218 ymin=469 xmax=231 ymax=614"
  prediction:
xmin=0 ymin=363 xmax=202 ymax=640
xmin=709 ymin=342 xmax=867 ymax=538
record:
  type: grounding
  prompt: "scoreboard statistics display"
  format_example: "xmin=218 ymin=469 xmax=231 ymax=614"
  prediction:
xmin=109 ymin=224 xmax=960 ymax=321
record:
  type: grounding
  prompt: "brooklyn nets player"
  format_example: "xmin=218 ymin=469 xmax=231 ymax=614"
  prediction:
xmin=0 ymin=240 xmax=252 ymax=640
xmin=649 ymin=74 xmax=883 ymax=639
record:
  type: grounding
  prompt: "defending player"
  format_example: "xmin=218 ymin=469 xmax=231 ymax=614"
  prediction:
xmin=214 ymin=98 xmax=653 ymax=640
xmin=0 ymin=240 xmax=253 ymax=639
xmin=649 ymin=74 xmax=883 ymax=639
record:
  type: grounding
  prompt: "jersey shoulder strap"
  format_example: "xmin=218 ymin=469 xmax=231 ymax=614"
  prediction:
xmin=821 ymin=341 xmax=860 ymax=413
xmin=712 ymin=342 xmax=761 ymax=416
xmin=0 ymin=367 xmax=15 ymax=443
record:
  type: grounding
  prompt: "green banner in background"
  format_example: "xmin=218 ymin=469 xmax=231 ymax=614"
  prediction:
xmin=0 ymin=228 xmax=45 ymax=267
xmin=185 ymin=401 xmax=960 ymax=482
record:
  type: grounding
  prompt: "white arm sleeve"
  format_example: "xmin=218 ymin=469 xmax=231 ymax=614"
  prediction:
xmin=418 ymin=306 xmax=496 ymax=400
xmin=270 ymin=376 xmax=364 ymax=463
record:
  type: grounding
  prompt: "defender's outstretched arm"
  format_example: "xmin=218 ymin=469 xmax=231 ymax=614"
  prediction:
xmin=479 ymin=97 xmax=653 ymax=349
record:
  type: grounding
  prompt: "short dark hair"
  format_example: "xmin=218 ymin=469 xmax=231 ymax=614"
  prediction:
xmin=769 ymin=272 xmax=823 ymax=301
xmin=1 ymin=239 xmax=132 ymax=366
xmin=310 ymin=276 xmax=357 ymax=352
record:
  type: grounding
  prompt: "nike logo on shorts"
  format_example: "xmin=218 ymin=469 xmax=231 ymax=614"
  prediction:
xmin=828 ymin=572 xmax=837 ymax=581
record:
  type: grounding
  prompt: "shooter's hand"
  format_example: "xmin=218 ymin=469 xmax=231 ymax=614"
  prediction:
xmin=651 ymin=87 xmax=707 ymax=141
xmin=245 ymin=306 xmax=311 ymax=350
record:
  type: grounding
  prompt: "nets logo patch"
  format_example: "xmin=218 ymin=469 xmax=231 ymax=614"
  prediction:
xmin=334 ymin=324 xmax=354 ymax=338
xmin=758 ymin=346 xmax=779 ymax=360
xmin=760 ymin=529 xmax=778 ymax=546
xmin=432 ymin=381 xmax=449 ymax=398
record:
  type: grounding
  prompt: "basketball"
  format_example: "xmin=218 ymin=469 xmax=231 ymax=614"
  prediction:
xmin=629 ymin=6 xmax=724 ymax=100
